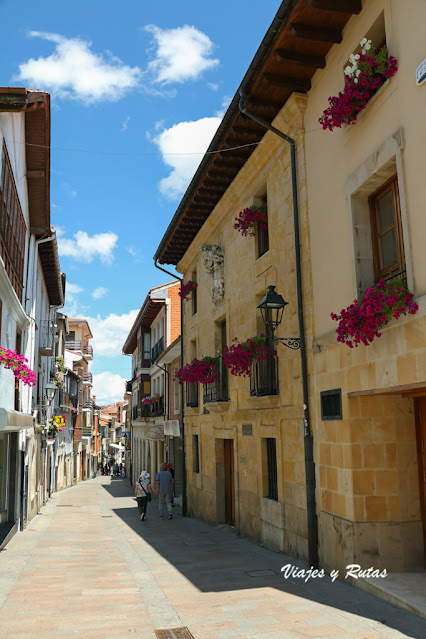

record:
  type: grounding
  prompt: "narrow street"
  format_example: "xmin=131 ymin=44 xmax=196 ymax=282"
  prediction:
xmin=0 ymin=477 xmax=424 ymax=639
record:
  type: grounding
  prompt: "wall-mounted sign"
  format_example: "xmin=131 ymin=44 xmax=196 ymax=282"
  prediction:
xmin=242 ymin=424 xmax=252 ymax=436
xmin=416 ymin=58 xmax=426 ymax=86
xmin=54 ymin=415 xmax=65 ymax=428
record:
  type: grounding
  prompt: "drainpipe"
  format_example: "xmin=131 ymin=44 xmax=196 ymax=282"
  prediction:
xmin=239 ymin=94 xmax=318 ymax=568
xmin=154 ymin=260 xmax=187 ymax=517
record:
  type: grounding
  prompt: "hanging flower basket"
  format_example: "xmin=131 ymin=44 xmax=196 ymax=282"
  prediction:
xmin=0 ymin=347 xmax=37 ymax=387
xmin=142 ymin=397 xmax=151 ymax=406
xmin=331 ymin=279 xmax=418 ymax=348
xmin=223 ymin=336 xmax=270 ymax=377
xmin=174 ymin=356 xmax=218 ymax=385
xmin=319 ymin=39 xmax=398 ymax=131
xmin=234 ymin=206 xmax=268 ymax=237
xmin=179 ymin=280 xmax=198 ymax=301
xmin=48 ymin=418 xmax=64 ymax=438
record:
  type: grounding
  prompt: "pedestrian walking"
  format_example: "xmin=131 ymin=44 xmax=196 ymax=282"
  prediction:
xmin=156 ymin=462 xmax=174 ymax=520
xmin=167 ymin=463 xmax=175 ymax=506
xmin=121 ymin=466 xmax=126 ymax=478
xmin=135 ymin=471 xmax=154 ymax=521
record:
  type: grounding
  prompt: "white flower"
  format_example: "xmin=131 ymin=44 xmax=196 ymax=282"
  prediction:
xmin=344 ymin=66 xmax=353 ymax=76
xmin=355 ymin=54 xmax=360 ymax=60
xmin=356 ymin=69 xmax=361 ymax=76
xmin=364 ymin=42 xmax=372 ymax=51
xmin=360 ymin=38 xmax=367 ymax=46
xmin=354 ymin=78 xmax=359 ymax=83
xmin=349 ymin=54 xmax=356 ymax=63
xmin=361 ymin=49 xmax=366 ymax=55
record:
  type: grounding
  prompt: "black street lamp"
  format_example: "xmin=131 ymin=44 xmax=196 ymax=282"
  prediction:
xmin=257 ymin=285 xmax=300 ymax=350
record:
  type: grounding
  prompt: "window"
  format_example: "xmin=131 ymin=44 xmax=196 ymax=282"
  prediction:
xmin=264 ymin=438 xmax=278 ymax=501
xmin=193 ymin=435 xmax=200 ymax=473
xmin=255 ymin=195 xmax=269 ymax=259
xmin=0 ymin=143 xmax=27 ymax=302
xmin=144 ymin=333 xmax=150 ymax=361
xmin=173 ymin=368 xmax=181 ymax=414
xmin=369 ymin=176 xmax=405 ymax=280
xmin=321 ymin=389 xmax=342 ymax=420
xmin=192 ymin=270 xmax=197 ymax=315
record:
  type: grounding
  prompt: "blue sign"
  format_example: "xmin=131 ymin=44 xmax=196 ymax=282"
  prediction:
xmin=416 ymin=58 xmax=426 ymax=86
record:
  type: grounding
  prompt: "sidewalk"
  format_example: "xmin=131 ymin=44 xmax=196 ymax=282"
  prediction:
xmin=0 ymin=476 xmax=425 ymax=639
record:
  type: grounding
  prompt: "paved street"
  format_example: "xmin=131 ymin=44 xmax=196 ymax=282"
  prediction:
xmin=0 ymin=477 xmax=425 ymax=639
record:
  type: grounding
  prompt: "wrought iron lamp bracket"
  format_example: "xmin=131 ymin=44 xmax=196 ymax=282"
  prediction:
xmin=274 ymin=337 xmax=300 ymax=350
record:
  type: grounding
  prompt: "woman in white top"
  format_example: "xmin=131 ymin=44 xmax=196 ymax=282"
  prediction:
xmin=135 ymin=471 xmax=155 ymax=521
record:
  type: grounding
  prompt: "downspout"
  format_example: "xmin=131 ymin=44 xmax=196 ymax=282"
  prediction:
xmin=154 ymin=260 xmax=187 ymax=516
xmin=239 ymin=93 xmax=318 ymax=568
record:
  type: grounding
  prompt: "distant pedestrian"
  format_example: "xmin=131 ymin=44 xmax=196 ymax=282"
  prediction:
xmin=156 ymin=462 xmax=174 ymax=520
xmin=121 ymin=466 xmax=126 ymax=478
xmin=135 ymin=471 xmax=154 ymax=521
xmin=167 ymin=463 xmax=175 ymax=506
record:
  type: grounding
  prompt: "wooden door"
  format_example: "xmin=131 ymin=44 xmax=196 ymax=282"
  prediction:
xmin=224 ymin=439 xmax=235 ymax=526
xmin=416 ymin=398 xmax=426 ymax=564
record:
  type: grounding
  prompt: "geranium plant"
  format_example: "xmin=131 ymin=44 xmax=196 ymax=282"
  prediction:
xmin=331 ymin=278 xmax=418 ymax=348
xmin=174 ymin=356 xmax=218 ymax=385
xmin=223 ymin=336 xmax=270 ymax=377
xmin=53 ymin=356 xmax=66 ymax=388
xmin=0 ymin=347 xmax=37 ymax=387
xmin=234 ymin=206 xmax=268 ymax=237
xmin=179 ymin=280 xmax=198 ymax=301
xmin=319 ymin=38 xmax=398 ymax=131
xmin=142 ymin=397 xmax=151 ymax=406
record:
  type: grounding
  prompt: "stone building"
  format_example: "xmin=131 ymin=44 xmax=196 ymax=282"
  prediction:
xmin=154 ymin=0 xmax=426 ymax=579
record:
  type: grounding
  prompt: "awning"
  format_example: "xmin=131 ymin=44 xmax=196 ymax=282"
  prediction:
xmin=0 ymin=408 xmax=33 ymax=432
xmin=109 ymin=443 xmax=124 ymax=450
xmin=164 ymin=420 xmax=180 ymax=436
xmin=147 ymin=425 xmax=165 ymax=442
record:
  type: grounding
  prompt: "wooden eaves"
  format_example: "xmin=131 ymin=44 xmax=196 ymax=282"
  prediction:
xmin=154 ymin=0 xmax=361 ymax=267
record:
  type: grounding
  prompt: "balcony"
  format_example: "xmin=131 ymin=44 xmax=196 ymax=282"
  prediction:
xmin=82 ymin=399 xmax=94 ymax=411
xmin=203 ymin=357 xmax=229 ymax=404
xmin=58 ymin=390 xmax=78 ymax=410
xmin=150 ymin=395 xmax=164 ymax=417
xmin=39 ymin=320 xmax=54 ymax=356
xmin=34 ymin=404 xmax=47 ymax=425
xmin=140 ymin=401 xmax=151 ymax=419
xmin=151 ymin=337 xmax=164 ymax=364
xmin=82 ymin=425 xmax=92 ymax=437
xmin=83 ymin=373 xmax=93 ymax=385
xmin=250 ymin=352 xmax=279 ymax=397
xmin=132 ymin=405 xmax=138 ymax=420
xmin=65 ymin=340 xmax=93 ymax=359
xmin=126 ymin=380 xmax=132 ymax=393
xmin=186 ymin=383 xmax=199 ymax=408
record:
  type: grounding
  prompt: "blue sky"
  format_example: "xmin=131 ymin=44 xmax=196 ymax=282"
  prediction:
xmin=2 ymin=0 xmax=281 ymax=403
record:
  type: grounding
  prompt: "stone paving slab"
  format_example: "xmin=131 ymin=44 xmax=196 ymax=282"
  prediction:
xmin=0 ymin=476 xmax=425 ymax=638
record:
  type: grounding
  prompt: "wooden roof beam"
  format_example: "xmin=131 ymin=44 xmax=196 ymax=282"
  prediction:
xmin=262 ymin=73 xmax=311 ymax=91
xmin=26 ymin=170 xmax=45 ymax=179
xmin=306 ymin=0 xmax=362 ymax=14
xmin=274 ymin=49 xmax=326 ymax=68
xmin=289 ymin=23 xmax=342 ymax=43
xmin=243 ymin=97 xmax=282 ymax=114
xmin=230 ymin=126 xmax=264 ymax=137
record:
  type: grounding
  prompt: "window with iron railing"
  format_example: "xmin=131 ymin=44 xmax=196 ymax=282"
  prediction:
xmin=186 ymin=383 xmax=199 ymax=408
xmin=203 ymin=356 xmax=229 ymax=403
xmin=250 ymin=349 xmax=279 ymax=397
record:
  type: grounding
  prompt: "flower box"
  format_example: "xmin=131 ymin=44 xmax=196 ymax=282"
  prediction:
xmin=179 ymin=280 xmax=198 ymax=301
xmin=223 ymin=336 xmax=270 ymax=377
xmin=0 ymin=346 xmax=37 ymax=387
xmin=331 ymin=279 xmax=418 ymax=348
xmin=174 ymin=356 xmax=218 ymax=385
xmin=234 ymin=207 xmax=268 ymax=237
xmin=319 ymin=39 xmax=397 ymax=131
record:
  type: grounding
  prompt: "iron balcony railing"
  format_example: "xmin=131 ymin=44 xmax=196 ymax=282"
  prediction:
xmin=83 ymin=372 xmax=93 ymax=384
xmin=151 ymin=336 xmax=164 ymax=363
xmin=140 ymin=401 xmax=151 ymax=418
xmin=186 ymin=383 xmax=199 ymax=408
xmin=39 ymin=319 xmax=54 ymax=355
xmin=132 ymin=405 xmax=138 ymax=420
xmin=250 ymin=351 xmax=279 ymax=397
xmin=151 ymin=395 xmax=164 ymax=417
xmin=65 ymin=340 xmax=93 ymax=358
xmin=81 ymin=425 xmax=92 ymax=437
xmin=203 ymin=356 xmax=229 ymax=403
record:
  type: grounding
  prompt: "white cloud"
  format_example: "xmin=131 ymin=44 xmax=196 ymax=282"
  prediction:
xmin=92 ymin=286 xmax=108 ymax=300
xmin=215 ymin=95 xmax=232 ymax=118
xmin=16 ymin=31 xmax=141 ymax=103
xmin=208 ymin=82 xmax=219 ymax=91
xmin=152 ymin=116 xmax=221 ymax=199
xmin=145 ymin=24 xmax=219 ymax=84
xmin=92 ymin=371 xmax=127 ymax=405
xmin=121 ymin=115 xmax=130 ymax=132
xmin=58 ymin=230 xmax=118 ymax=264
xmin=67 ymin=282 xmax=83 ymax=295
xmin=86 ymin=310 xmax=139 ymax=357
